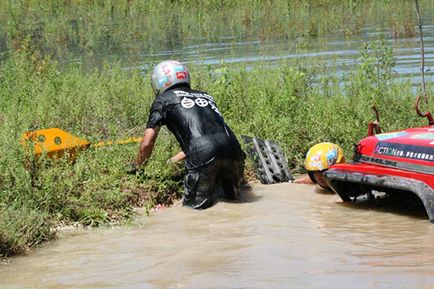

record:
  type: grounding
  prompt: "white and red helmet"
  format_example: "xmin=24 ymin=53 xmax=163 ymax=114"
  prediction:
xmin=150 ymin=60 xmax=190 ymax=96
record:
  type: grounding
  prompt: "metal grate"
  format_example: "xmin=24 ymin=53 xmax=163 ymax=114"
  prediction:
xmin=242 ymin=135 xmax=294 ymax=184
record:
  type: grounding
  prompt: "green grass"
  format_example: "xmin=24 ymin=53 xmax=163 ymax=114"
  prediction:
xmin=0 ymin=38 xmax=432 ymax=255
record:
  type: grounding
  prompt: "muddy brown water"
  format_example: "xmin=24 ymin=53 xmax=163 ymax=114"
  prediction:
xmin=2 ymin=182 xmax=434 ymax=289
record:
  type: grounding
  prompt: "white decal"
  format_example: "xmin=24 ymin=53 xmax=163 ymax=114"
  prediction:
xmin=174 ymin=90 xmax=190 ymax=97
xmin=209 ymin=101 xmax=221 ymax=116
xmin=410 ymin=133 xmax=434 ymax=140
xmin=195 ymin=98 xmax=209 ymax=107
xmin=181 ymin=97 xmax=195 ymax=108
xmin=376 ymin=131 xmax=408 ymax=141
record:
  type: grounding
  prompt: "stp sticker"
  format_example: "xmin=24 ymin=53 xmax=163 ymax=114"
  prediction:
xmin=176 ymin=71 xmax=187 ymax=79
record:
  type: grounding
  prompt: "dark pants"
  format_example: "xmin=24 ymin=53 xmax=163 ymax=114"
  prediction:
xmin=182 ymin=158 xmax=244 ymax=210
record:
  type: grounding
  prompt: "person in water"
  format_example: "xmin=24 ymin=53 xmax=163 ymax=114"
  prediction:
xmin=296 ymin=142 xmax=345 ymax=189
xmin=132 ymin=60 xmax=245 ymax=209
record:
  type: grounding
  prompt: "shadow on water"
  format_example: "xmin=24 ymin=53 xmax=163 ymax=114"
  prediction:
xmin=314 ymin=186 xmax=336 ymax=195
xmin=220 ymin=183 xmax=262 ymax=205
xmin=336 ymin=193 xmax=429 ymax=221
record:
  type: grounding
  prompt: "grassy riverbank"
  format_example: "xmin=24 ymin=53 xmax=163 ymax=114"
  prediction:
xmin=0 ymin=0 xmax=432 ymax=64
xmin=1 ymin=38 xmax=431 ymax=256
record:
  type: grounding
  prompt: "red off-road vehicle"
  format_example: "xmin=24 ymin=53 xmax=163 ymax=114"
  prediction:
xmin=325 ymin=98 xmax=434 ymax=222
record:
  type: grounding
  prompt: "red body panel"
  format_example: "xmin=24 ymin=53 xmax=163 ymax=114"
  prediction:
xmin=358 ymin=127 xmax=434 ymax=165
xmin=330 ymin=126 xmax=434 ymax=189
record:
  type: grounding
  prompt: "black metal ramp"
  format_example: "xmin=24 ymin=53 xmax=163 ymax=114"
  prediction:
xmin=242 ymin=135 xmax=294 ymax=184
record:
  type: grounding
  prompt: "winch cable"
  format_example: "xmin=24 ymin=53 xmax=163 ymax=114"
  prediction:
xmin=414 ymin=0 xmax=433 ymax=124
xmin=415 ymin=0 xmax=428 ymax=103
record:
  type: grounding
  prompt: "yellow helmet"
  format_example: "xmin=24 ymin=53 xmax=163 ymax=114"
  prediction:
xmin=304 ymin=142 xmax=345 ymax=188
xmin=304 ymin=142 xmax=345 ymax=172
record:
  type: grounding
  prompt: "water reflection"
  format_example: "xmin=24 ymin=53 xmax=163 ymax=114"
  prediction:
xmin=1 ymin=22 xmax=433 ymax=86
xmin=131 ymin=25 xmax=434 ymax=90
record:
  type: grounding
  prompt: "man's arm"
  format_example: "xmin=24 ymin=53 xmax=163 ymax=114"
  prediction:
xmin=135 ymin=126 xmax=160 ymax=166
xmin=167 ymin=151 xmax=187 ymax=164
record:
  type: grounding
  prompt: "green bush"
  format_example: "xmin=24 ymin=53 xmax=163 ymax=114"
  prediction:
xmin=0 ymin=204 xmax=52 ymax=256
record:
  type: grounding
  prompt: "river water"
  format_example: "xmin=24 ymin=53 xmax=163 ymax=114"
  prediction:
xmin=74 ymin=24 xmax=434 ymax=85
xmin=163 ymin=25 xmax=434 ymax=86
xmin=2 ymin=181 xmax=434 ymax=289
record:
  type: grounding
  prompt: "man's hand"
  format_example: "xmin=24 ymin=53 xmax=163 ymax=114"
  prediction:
xmin=126 ymin=162 xmax=140 ymax=175
xmin=166 ymin=151 xmax=186 ymax=165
